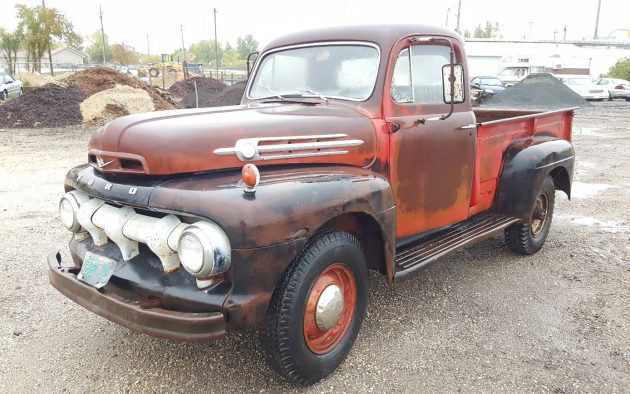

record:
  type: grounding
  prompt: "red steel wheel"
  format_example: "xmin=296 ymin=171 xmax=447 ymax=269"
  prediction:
xmin=303 ymin=263 xmax=357 ymax=354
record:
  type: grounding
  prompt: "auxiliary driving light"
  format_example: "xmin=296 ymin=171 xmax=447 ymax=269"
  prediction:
xmin=177 ymin=221 xmax=231 ymax=277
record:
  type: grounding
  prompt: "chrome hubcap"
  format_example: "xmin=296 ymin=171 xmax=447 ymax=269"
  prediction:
xmin=315 ymin=284 xmax=344 ymax=331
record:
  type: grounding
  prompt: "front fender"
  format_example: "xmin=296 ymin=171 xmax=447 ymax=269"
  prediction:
xmin=496 ymin=137 xmax=575 ymax=220
xmin=149 ymin=165 xmax=395 ymax=329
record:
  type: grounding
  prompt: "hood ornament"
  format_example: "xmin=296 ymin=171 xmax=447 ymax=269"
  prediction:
xmin=96 ymin=156 xmax=114 ymax=168
xmin=213 ymin=133 xmax=363 ymax=162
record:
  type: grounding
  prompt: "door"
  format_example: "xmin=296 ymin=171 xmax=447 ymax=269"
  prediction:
xmin=386 ymin=42 xmax=476 ymax=238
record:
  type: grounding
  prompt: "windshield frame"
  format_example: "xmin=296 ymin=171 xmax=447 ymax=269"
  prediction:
xmin=246 ymin=40 xmax=381 ymax=103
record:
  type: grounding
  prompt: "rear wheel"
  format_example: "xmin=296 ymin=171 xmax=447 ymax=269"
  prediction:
xmin=261 ymin=231 xmax=368 ymax=385
xmin=505 ymin=175 xmax=555 ymax=255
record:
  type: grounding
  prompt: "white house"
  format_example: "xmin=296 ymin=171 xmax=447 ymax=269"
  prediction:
xmin=1 ymin=46 xmax=87 ymax=71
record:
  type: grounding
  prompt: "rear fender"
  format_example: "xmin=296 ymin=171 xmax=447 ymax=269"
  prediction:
xmin=496 ymin=138 xmax=574 ymax=220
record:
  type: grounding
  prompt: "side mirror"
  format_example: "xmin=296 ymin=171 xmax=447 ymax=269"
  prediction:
xmin=471 ymin=83 xmax=481 ymax=89
xmin=442 ymin=64 xmax=465 ymax=104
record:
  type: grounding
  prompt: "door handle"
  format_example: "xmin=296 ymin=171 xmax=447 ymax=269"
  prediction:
xmin=459 ymin=124 xmax=477 ymax=130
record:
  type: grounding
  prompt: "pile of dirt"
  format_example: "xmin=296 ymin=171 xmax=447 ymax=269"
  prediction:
xmin=65 ymin=67 xmax=175 ymax=110
xmin=483 ymin=73 xmax=590 ymax=109
xmin=0 ymin=83 xmax=85 ymax=128
xmin=169 ymin=77 xmax=226 ymax=108
xmin=80 ymin=85 xmax=155 ymax=126
xmin=201 ymin=81 xmax=246 ymax=107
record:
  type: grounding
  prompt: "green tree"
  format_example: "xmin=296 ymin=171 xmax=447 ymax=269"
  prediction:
xmin=606 ymin=57 xmax=630 ymax=80
xmin=222 ymin=47 xmax=244 ymax=67
xmin=236 ymin=34 xmax=258 ymax=58
xmin=187 ymin=39 xmax=223 ymax=66
xmin=473 ymin=21 xmax=501 ymax=38
xmin=85 ymin=30 xmax=112 ymax=64
xmin=0 ymin=27 xmax=24 ymax=75
xmin=16 ymin=4 xmax=81 ymax=72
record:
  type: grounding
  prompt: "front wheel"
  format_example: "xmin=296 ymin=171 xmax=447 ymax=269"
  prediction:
xmin=262 ymin=231 xmax=368 ymax=385
xmin=0 ymin=90 xmax=7 ymax=101
xmin=505 ymin=175 xmax=555 ymax=255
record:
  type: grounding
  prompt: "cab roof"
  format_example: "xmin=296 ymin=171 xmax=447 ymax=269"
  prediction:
xmin=263 ymin=24 xmax=463 ymax=53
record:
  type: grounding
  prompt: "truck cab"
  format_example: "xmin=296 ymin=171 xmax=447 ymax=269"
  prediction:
xmin=49 ymin=25 xmax=575 ymax=385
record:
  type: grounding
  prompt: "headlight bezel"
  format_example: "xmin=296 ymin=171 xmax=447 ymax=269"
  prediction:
xmin=177 ymin=221 xmax=231 ymax=277
xmin=59 ymin=193 xmax=82 ymax=232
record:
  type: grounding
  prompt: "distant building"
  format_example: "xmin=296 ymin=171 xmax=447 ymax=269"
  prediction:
xmin=606 ymin=29 xmax=630 ymax=40
xmin=1 ymin=46 xmax=87 ymax=72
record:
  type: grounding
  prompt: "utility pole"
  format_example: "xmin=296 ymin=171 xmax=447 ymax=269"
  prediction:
xmin=146 ymin=34 xmax=150 ymax=59
xmin=42 ymin=0 xmax=54 ymax=75
xmin=180 ymin=25 xmax=186 ymax=60
xmin=445 ymin=7 xmax=450 ymax=27
xmin=455 ymin=0 xmax=462 ymax=33
xmin=99 ymin=4 xmax=106 ymax=65
xmin=563 ymin=25 xmax=567 ymax=40
xmin=593 ymin=0 xmax=602 ymax=39
xmin=214 ymin=8 xmax=219 ymax=78
xmin=528 ymin=21 xmax=534 ymax=40
xmin=553 ymin=28 xmax=557 ymax=41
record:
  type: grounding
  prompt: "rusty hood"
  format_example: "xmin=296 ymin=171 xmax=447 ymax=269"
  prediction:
xmin=88 ymin=103 xmax=377 ymax=175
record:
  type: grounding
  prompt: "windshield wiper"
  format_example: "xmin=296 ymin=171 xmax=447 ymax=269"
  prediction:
xmin=295 ymin=88 xmax=329 ymax=103
xmin=255 ymin=84 xmax=285 ymax=101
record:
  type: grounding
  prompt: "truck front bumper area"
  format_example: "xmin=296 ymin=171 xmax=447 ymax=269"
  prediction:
xmin=47 ymin=251 xmax=226 ymax=341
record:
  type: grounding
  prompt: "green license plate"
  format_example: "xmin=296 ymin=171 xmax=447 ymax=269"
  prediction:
xmin=78 ymin=252 xmax=119 ymax=289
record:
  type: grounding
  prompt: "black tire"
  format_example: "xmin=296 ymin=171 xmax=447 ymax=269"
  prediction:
xmin=148 ymin=68 xmax=160 ymax=78
xmin=505 ymin=175 xmax=555 ymax=255
xmin=19 ymin=88 xmax=23 ymax=96
xmin=0 ymin=90 xmax=7 ymax=101
xmin=261 ymin=231 xmax=368 ymax=385
xmin=608 ymin=92 xmax=613 ymax=101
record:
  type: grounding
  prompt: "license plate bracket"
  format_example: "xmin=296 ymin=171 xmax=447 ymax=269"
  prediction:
xmin=77 ymin=252 xmax=120 ymax=289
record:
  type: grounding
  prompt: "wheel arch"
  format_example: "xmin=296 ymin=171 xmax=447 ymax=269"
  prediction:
xmin=317 ymin=210 xmax=396 ymax=282
xmin=495 ymin=138 xmax=574 ymax=220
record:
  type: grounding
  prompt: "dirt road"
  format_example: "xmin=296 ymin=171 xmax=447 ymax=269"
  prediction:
xmin=0 ymin=102 xmax=628 ymax=392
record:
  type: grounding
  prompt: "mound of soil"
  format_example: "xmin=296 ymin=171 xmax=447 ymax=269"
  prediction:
xmin=80 ymin=85 xmax=155 ymax=126
xmin=201 ymin=81 xmax=246 ymax=107
xmin=66 ymin=67 xmax=175 ymax=110
xmin=483 ymin=73 xmax=590 ymax=109
xmin=0 ymin=83 xmax=85 ymax=128
xmin=168 ymin=76 xmax=225 ymax=98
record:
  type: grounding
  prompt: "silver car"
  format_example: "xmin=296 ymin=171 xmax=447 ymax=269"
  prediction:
xmin=595 ymin=78 xmax=630 ymax=101
xmin=0 ymin=72 xmax=23 ymax=101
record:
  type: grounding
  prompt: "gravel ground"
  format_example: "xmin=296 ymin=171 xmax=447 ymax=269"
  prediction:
xmin=0 ymin=101 xmax=628 ymax=393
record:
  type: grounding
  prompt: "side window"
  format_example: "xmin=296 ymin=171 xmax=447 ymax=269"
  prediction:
xmin=391 ymin=49 xmax=412 ymax=103
xmin=597 ymin=79 xmax=608 ymax=85
xmin=5 ymin=75 xmax=13 ymax=83
xmin=410 ymin=45 xmax=451 ymax=104
xmin=390 ymin=45 xmax=452 ymax=104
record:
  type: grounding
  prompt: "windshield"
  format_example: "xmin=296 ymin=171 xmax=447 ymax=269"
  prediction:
xmin=567 ymin=78 xmax=591 ymax=85
xmin=249 ymin=44 xmax=380 ymax=101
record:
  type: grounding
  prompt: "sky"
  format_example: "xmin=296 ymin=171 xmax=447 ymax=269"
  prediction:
xmin=1 ymin=0 xmax=629 ymax=55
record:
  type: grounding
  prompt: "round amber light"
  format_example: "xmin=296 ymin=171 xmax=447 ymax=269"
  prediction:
xmin=241 ymin=163 xmax=259 ymax=191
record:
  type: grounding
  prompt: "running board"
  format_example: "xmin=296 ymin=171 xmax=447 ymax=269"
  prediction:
xmin=394 ymin=214 xmax=520 ymax=279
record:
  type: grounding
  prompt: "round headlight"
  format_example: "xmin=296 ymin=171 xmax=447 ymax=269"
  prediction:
xmin=178 ymin=232 xmax=205 ymax=274
xmin=177 ymin=221 xmax=231 ymax=277
xmin=59 ymin=194 xmax=81 ymax=232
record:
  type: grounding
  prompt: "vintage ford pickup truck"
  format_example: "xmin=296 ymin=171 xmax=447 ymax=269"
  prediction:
xmin=49 ymin=25 xmax=575 ymax=384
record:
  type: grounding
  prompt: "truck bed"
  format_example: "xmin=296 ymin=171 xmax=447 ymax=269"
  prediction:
xmin=468 ymin=107 xmax=575 ymax=215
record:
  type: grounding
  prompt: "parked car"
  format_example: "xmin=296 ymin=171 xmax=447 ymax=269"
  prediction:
xmin=560 ymin=76 xmax=608 ymax=101
xmin=0 ymin=72 xmax=23 ymax=100
xmin=471 ymin=76 xmax=507 ymax=96
xmin=49 ymin=24 xmax=576 ymax=385
xmin=595 ymin=78 xmax=630 ymax=101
